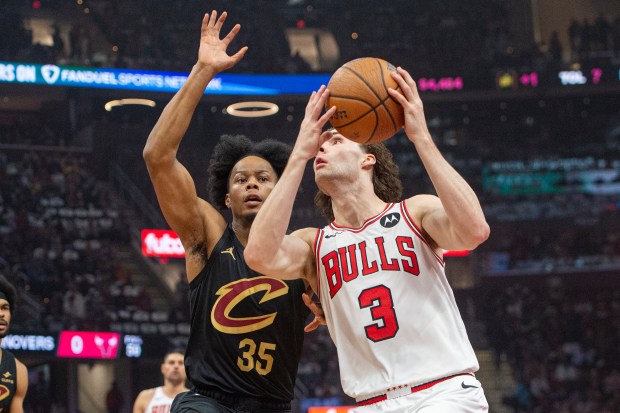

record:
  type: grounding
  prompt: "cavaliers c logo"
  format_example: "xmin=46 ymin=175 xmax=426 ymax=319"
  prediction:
xmin=0 ymin=384 xmax=9 ymax=402
xmin=211 ymin=277 xmax=289 ymax=334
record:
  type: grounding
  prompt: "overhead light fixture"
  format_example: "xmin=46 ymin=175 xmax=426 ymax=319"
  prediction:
xmin=104 ymin=98 xmax=156 ymax=111
xmin=226 ymin=101 xmax=279 ymax=118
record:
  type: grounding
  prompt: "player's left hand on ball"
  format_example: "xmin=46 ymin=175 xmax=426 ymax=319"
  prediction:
xmin=303 ymin=292 xmax=326 ymax=332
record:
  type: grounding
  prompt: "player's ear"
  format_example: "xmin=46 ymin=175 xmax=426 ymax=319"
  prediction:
xmin=361 ymin=153 xmax=376 ymax=170
xmin=225 ymin=194 xmax=231 ymax=208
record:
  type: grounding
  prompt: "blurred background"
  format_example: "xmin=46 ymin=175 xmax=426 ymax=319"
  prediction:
xmin=1 ymin=0 xmax=619 ymax=412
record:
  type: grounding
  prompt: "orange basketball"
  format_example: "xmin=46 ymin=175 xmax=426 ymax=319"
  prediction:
xmin=326 ymin=57 xmax=404 ymax=144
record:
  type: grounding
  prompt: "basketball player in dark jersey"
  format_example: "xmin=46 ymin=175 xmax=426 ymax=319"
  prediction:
xmin=0 ymin=276 xmax=28 ymax=413
xmin=143 ymin=11 xmax=321 ymax=413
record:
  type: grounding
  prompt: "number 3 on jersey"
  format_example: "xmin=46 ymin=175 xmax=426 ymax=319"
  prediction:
xmin=237 ymin=338 xmax=276 ymax=375
xmin=359 ymin=285 xmax=399 ymax=342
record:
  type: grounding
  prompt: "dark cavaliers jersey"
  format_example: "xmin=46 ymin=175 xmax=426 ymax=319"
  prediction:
xmin=0 ymin=349 xmax=17 ymax=412
xmin=185 ymin=225 xmax=310 ymax=402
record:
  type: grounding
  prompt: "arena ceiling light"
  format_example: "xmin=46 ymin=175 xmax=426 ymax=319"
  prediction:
xmin=226 ymin=101 xmax=279 ymax=118
xmin=104 ymin=98 xmax=156 ymax=111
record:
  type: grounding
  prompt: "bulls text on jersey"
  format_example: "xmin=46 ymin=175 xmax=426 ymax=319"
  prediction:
xmin=321 ymin=235 xmax=420 ymax=298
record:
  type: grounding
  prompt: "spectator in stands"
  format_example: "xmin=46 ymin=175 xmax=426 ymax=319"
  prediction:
xmin=593 ymin=14 xmax=611 ymax=51
xmin=569 ymin=18 xmax=583 ymax=59
xmin=549 ymin=31 xmax=563 ymax=62
xmin=105 ymin=381 xmax=124 ymax=413
xmin=502 ymin=378 xmax=531 ymax=413
xmin=51 ymin=24 xmax=65 ymax=61
xmin=172 ymin=271 xmax=188 ymax=308
xmin=143 ymin=10 xmax=322 ymax=412
xmin=613 ymin=17 xmax=620 ymax=54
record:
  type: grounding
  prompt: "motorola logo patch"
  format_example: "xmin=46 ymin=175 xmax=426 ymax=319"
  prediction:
xmin=380 ymin=213 xmax=400 ymax=228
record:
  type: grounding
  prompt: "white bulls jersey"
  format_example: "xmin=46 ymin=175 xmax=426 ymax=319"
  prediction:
xmin=314 ymin=202 xmax=479 ymax=399
xmin=144 ymin=387 xmax=175 ymax=413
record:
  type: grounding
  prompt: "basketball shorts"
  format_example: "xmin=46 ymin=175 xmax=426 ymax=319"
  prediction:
xmin=170 ymin=390 xmax=292 ymax=413
xmin=353 ymin=375 xmax=488 ymax=413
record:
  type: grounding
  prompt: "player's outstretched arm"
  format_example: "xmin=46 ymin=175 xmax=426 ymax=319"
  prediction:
xmin=143 ymin=11 xmax=247 ymax=257
xmin=245 ymin=86 xmax=336 ymax=283
xmin=388 ymin=67 xmax=489 ymax=251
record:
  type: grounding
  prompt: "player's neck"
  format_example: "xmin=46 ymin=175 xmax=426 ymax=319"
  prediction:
xmin=162 ymin=381 xmax=186 ymax=397
xmin=331 ymin=191 xmax=386 ymax=228
xmin=231 ymin=218 xmax=252 ymax=246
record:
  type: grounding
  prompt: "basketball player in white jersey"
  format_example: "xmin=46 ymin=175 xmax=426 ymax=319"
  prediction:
xmin=245 ymin=67 xmax=490 ymax=412
xmin=133 ymin=351 xmax=188 ymax=413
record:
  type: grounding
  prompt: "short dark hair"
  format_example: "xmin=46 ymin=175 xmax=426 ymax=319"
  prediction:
xmin=314 ymin=143 xmax=403 ymax=222
xmin=207 ymin=135 xmax=292 ymax=210
xmin=0 ymin=275 xmax=17 ymax=314
xmin=163 ymin=349 xmax=184 ymax=362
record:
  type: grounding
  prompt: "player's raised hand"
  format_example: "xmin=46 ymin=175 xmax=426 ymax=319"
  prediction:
xmin=293 ymin=86 xmax=337 ymax=161
xmin=388 ymin=67 xmax=432 ymax=144
xmin=197 ymin=10 xmax=247 ymax=73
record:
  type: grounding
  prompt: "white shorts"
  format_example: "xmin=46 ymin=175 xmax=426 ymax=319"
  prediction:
xmin=353 ymin=375 xmax=488 ymax=413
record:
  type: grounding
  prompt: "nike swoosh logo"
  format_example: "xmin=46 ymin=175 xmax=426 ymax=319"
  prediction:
xmin=461 ymin=381 xmax=479 ymax=389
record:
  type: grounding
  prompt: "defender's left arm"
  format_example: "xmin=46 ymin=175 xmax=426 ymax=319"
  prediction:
xmin=389 ymin=67 xmax=490 ymax=251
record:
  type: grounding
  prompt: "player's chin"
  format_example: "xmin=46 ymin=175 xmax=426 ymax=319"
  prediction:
xmin=244 ymin=211 xmax=258 ymax=223
xmin=314 ymin=166 xmax=327 ymax=176
xmin=314 ymin=168 xmax=334 ymax=182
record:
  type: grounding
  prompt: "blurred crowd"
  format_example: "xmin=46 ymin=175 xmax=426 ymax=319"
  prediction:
xmin=485 ymin=281 xmax=620 ymax=413
xmin=0 ymin=146 xmax=152 ymax=333
xmin=1 ymin=0 xmax=620 ymax=78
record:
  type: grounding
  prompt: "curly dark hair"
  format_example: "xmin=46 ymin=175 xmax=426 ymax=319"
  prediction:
xmin=207 ymin=135 xmax=292 ymax=210
xmin=0 ymin=275 xmax=16 ymax=314
xmin=314 ymin=143 xmax=403 ymax=222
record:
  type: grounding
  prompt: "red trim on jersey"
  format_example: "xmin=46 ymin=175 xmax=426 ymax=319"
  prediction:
xmin=400 ymin=201 xmax=445 ymax=267
xmin=314 ymin=228 xmax=323 ymax=301
xmin=356 ymin=373 xmax=473 ymax=406
xmin=329 ymin=203 xmax=394 ymax=232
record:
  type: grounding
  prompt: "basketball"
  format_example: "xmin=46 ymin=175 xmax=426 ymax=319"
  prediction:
xmin=326 ymin=57 xmax=405 ymax=144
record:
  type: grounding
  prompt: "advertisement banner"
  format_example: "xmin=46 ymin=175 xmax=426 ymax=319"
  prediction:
xmin=0 ymin=61 xmax=330 ymax=95
xmin=141 ymin=229 xmax=185 ymax=258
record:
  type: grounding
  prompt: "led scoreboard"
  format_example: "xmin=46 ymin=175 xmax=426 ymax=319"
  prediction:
xmin=496 ymin=66 xmax=615 ymax=89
